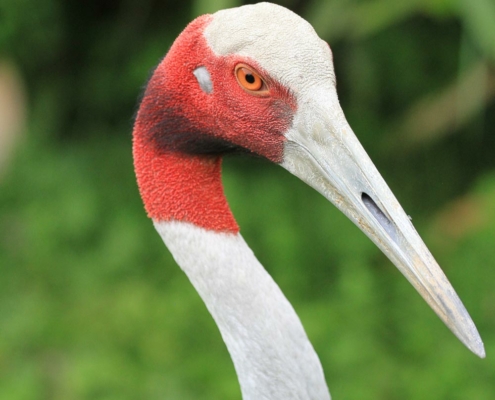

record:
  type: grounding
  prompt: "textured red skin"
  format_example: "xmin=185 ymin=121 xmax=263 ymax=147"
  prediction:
xmin=133 ymin=15 xmax=297 ymax=233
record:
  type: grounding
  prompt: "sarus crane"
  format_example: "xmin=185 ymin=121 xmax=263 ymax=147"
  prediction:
xmin=132 ymin=3 xmax=484 ymax=399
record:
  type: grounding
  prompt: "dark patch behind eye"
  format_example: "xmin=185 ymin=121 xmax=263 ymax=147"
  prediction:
xmin=154 ymin=124 xmax=250 ymax=156
xmin=142 ymin=95 xmax=249 ymax=156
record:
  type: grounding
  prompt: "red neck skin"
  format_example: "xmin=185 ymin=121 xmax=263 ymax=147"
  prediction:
xmin=133 ymin=147 xmax=238 ymax=232
xmin=132 ymin=15 xmax=296 ymax=233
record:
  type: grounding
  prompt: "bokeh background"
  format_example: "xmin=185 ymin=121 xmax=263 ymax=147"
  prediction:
xmin=1 ymin=0 xmax=494 ymax=398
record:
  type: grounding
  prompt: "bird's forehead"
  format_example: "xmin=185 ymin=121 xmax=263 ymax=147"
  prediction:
xmin=204 ymin=3 xmax=335 ymax=96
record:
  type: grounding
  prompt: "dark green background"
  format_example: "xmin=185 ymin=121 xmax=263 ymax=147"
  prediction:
xmin=1 ymin=0 xmax=494 ymax=398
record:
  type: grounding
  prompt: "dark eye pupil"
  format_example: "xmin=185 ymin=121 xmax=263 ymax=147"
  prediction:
xmin=245 ymin=74 xmax=255 ymax=84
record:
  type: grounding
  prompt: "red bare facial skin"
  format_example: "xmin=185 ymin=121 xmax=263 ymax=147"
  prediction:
xmin=133 ymin=15 xmax=297 ymax=233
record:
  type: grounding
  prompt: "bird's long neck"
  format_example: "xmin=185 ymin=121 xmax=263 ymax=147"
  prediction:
xmin=155 ymin=220 xmax=330 ymax=400
xmin=133 ymin=136 xmax=330 ymax=397
xmin=133 ymin=103 xmax=330 ymax=398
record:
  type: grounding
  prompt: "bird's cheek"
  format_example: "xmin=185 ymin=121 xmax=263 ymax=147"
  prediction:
xmin=213 ymin=99 xmax=291 ymax=161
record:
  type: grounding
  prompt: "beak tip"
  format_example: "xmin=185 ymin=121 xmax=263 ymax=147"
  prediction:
xmin=450 ymin=309 xmax=486 ymax=359
xmin=472 ymin=341 xmax=486 ymax=359
xmin=460 ymin=327 xmax=485 ymax=358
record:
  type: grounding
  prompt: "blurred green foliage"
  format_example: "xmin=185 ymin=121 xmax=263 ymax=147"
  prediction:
xmin=0 ymin=0 xmax=494 ymax=399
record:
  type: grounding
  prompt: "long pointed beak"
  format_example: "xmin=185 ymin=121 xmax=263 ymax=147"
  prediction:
xmin=282 ymin=89 xmax=485 ymax=358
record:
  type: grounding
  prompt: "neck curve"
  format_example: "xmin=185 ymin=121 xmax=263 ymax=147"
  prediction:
xmin=156 ymin=220 xmax=331 ymax=400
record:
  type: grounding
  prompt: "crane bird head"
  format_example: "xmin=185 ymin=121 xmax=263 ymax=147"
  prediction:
xmin=133 ymin=2 xmax=484 ymax=357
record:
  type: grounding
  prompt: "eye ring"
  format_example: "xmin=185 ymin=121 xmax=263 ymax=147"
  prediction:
xmin=235 ymin=64 xmax=269 ymax=96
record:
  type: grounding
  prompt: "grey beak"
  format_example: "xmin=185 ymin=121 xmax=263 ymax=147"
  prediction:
xmin=281 ymin=90 xmax=485 ymax=358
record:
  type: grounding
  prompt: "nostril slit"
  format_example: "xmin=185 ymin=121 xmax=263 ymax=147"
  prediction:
xmin=361 ymin=193 xmax=398 ymax=244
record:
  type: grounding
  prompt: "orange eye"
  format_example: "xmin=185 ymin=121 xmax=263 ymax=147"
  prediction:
xmin=235 ymin=64 xmax=268 ymax=95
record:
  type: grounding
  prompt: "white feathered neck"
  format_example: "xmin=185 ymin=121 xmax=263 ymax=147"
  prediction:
xmin=155 ymin=220 xmax=331 ymax=400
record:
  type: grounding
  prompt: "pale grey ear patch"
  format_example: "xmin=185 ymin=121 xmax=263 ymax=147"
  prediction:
xmin=193 ymin=66 xmax=213 ymax=94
